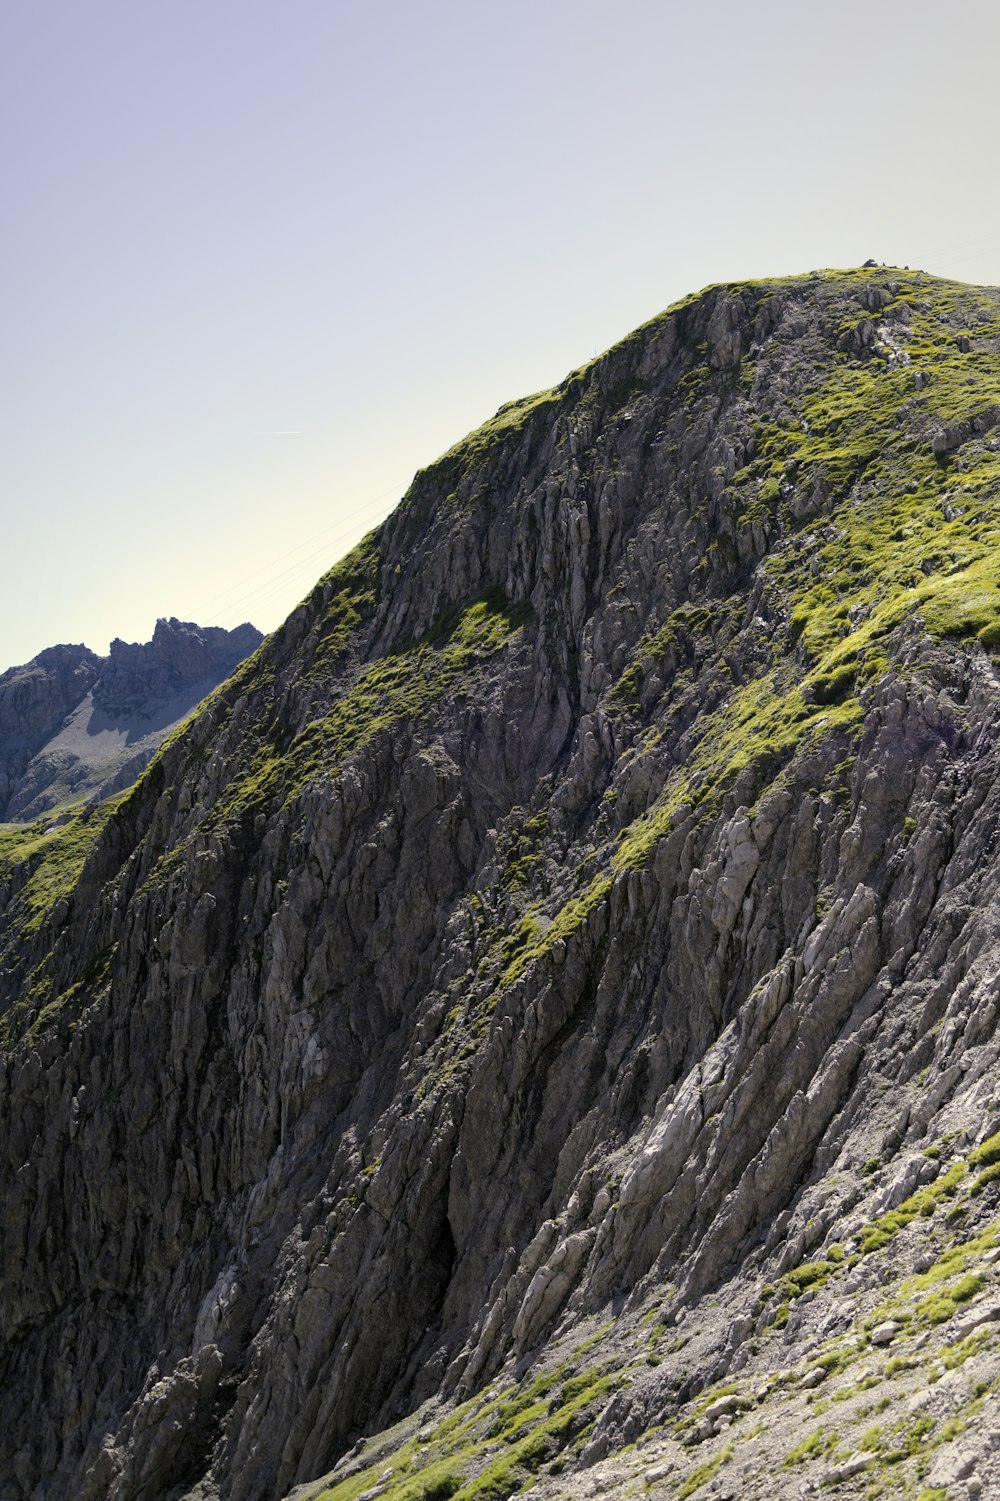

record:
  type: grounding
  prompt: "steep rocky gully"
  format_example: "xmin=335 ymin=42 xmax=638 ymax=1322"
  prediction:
xmin=5 ymin=268 xmax=1000 ymax=1501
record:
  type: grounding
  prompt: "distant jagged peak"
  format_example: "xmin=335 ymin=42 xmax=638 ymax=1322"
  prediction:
xmin=108 ymin=614 xmax=262 ymax=661
xmin=98 ymin=617 xmax=263 ymax=713
xmin=150 ymin=614 xmax=262 ymax=649
xmin=0 ymin=617 xmax=263 ymax=821
xmin=0 ymin=640 xmax=100 ymax=686
xmin=113 ymin=613 xmax=262 ymax=650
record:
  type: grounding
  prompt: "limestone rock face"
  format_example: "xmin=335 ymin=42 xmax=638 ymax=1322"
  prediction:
xmin=6 ymin=268 xmax=1000 ymax=1501
xmin=0 ymin=618 xmax=263 ymax=820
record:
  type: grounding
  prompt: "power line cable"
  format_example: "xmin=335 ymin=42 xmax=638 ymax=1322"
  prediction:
xmin=201 ymin=491 xmax=405 ymax=626
xmin=193 ymin=479 xmax=406 ymax=615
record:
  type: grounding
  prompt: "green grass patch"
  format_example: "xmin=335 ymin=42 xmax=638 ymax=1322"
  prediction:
xmin=314 ymin=1361 xmax=622 ymax=1501
xmin=972 ymin=1161 xmax=1000 ymax=1195
xmin=856 ymin=1162 xmax=967 ymax=1254
xmin=899 ymin=1221 xmax=999 ymax=1295
xmin=783 ymin=1427 xmax=837 ymax=1467
xmin=781 ymin=1258 xmax=838 ymax=1301
xmin=679 ymin=1441 xmax=734 ymax=1497
xmin=0 ymin=799 xmax=121 ymax=936
xmin=913 ymin=1272 xmax=982 ymax=1326
xmin=201 ymin=593 xmax=530 ymax=836
xmin=611 ymin=669 xmax=862 ymax=877
xmin=970 ymin=1130 xmax=1000 ymax=1168
xmin=941 ymin=1328 xmax=993 ymax=1369
xmin=499 ymin=874 xmax=612 ymax=989
xmin=429 ymin=388 xmax=564 ymax=484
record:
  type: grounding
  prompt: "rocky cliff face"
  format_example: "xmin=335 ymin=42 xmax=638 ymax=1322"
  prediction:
xmin=5 ymin=268 xmax=1000 ymax=1501
xmin=0 ymin=618 xmax=263 ymax=821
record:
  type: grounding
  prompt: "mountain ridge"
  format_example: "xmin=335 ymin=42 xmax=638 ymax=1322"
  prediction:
xmin=4 ymin=267 xmax=1000 ymax=1500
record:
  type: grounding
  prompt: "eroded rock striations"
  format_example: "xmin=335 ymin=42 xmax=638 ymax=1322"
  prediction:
xmin=0 ymin=617 xmax=263 ymax=821
xmin=5 ymin=268 xmax=1000 ymax=1501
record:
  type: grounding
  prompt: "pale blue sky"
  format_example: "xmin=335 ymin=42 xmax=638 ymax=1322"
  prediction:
xmin=3 ymin=0 xmax=1000 ymax=670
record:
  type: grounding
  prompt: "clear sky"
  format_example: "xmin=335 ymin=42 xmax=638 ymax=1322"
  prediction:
xmin=3 ymin=0 xmax=1000 ymax=671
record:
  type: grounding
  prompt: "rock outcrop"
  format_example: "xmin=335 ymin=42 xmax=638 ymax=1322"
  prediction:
xmin=4 ymin=268 xmax=1000 ymax=1501
xmin=0 ymin=618 xmax=263 ymax=821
